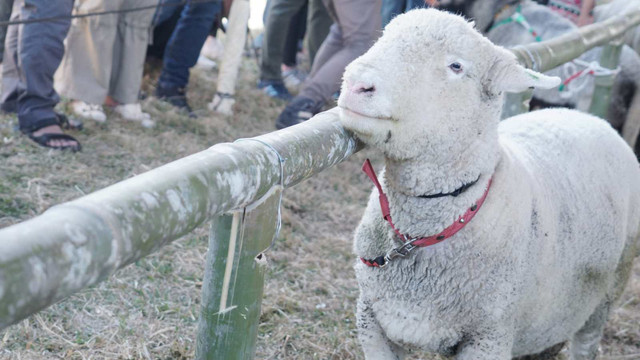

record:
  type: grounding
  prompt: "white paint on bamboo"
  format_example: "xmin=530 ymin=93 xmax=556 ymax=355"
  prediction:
xmin=140 ymin=192 xmax=159 ymax=209
xmin=65 ymin=222 xmax=88 ymax=246
xmin=219 ymin=211 xmax=242 ymax=314
xmin=28 ymin=257 xmax=45 ymax=296
xmin=215 ymin=305 xmax=237 ymax=316
xmin=61 ymin=242 xmax=93 ymax=289
xmin=106 ymin=237 xmax=120 ymax=269
xmin=166 ymin=189 xmax=187 ymax=221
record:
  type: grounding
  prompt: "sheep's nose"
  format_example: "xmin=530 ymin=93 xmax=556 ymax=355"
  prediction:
xmin=348 ymin=81 xmax=376 ymax=96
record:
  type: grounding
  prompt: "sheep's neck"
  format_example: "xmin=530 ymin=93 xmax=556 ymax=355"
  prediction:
xmin=383 ymin=148 xmax=499 ymax=198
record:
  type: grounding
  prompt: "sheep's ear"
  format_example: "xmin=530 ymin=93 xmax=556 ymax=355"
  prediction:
xmin=489 ymin=49 xmax=560 ymax=93
xmin=496 ymin=63 xmax=560 ymax=93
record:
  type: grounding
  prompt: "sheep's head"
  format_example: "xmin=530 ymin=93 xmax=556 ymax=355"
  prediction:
xmin=338 ymin=8 xmax=559 ymax=161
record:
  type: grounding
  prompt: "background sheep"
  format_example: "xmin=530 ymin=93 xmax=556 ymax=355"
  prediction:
xmin=486 ymin=0 xmax=640 ymax=151
xmin=338 ymin=8 xmax=640 ymax=360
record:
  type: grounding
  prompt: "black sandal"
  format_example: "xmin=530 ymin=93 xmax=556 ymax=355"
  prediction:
xmin=56 ymin=112 xmax=83 ymax=131
xmin=27 ymin=132 xmax=82 ymax=152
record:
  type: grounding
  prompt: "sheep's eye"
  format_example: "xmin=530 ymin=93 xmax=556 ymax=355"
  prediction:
xmin=449 ymin=62 xmax=463 ymax=74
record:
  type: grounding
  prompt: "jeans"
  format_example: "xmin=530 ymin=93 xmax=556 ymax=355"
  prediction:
xmin=1 ymin=0 xmax=74 ymax=133
xmin=381 ymin=0 xmax=426 ymax=27
xmin=155 ymin=0 xmax=221 ymax=90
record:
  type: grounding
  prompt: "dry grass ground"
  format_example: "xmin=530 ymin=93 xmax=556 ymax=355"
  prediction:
xmin=0 ymin=56 xmax=639 ymax=359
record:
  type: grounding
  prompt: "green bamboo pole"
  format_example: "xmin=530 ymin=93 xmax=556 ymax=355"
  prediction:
xmin=509 ymin=8 xmax=640 ymax=73
xmin=196 ymin=190 xmax=280 ymax=359
xmin=501 ymin=8 xmax=640 ymax=118
xmin=0 ymin=109 xmax=361 ymax=330
xmin=588 ymin=42 xmax=623 ymax=118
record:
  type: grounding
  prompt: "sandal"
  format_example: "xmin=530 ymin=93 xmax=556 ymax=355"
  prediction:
xmin=27 ymin=132 xmax=82 ymax=152
xmin=56 ymin=112 xmax=83 ymax=131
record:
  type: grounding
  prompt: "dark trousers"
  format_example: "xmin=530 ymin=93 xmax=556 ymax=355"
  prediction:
xmin=154 ymin=0 xmax=222 ymax=90
xmin=1 ymin=0 xmax=74 ymax=133
xmin=260 ymin=0 xmax=331 ymax=81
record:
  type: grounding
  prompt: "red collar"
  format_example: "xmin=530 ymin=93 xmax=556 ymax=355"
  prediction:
xmin=360 ymin=159 xmax=492 ymax=268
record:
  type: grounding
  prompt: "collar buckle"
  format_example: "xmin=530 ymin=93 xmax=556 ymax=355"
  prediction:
xmin=384 ymin=240 xmax=418 ymax=264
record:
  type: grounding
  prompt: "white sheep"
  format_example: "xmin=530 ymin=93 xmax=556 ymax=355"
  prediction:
xmin=486 ymin=0 xmax=640 ymax=150
xmin=337 ymin=8 xmax=640 ymax=360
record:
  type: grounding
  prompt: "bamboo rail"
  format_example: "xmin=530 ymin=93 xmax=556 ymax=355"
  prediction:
xmin=0 ymin=108 xmax=359 ymax=330
xmin=1 ymin=7 xmax=640 ymax=360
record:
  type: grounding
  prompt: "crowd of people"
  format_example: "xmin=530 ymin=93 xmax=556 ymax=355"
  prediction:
xmin=0 ymin=0 xmax=595 ymax=152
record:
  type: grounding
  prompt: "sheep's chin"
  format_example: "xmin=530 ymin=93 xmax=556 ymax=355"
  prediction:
xmin=338 ymin=107 xmax=395 ymax=138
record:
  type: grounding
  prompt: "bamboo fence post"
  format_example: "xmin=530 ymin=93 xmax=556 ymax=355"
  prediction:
xmin=588 ymin=41 xmax=623 ymax=118
xmin=196 ymin=190 xmax=280 ymax=359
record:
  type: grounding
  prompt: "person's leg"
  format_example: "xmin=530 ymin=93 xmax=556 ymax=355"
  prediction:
xmin=282 ymin=3 xmax=306 ymax=68
xmin=109 ymin=0 xmax=157 ymax=127
xmin=299 ymin=0 xmax=382 ymax=103
xmin=0 ymin=0 xmax=20 ymax=112
xmin=274 ymin=22 xmax=342 ymax=129
xmin=275 ymin=0 xmax=381 ymax=129
xmin=110 ymin=0 xmax=157 ymax=105
xmin=0 ymin=0 xmax=15 ymax=62
xmin=305 ymin=0 xmax=332 ymax=66
xmin=260 ymin=0 xmax=306 ymax=81
xmin=147 ymin=1 xmax=182 ymax=60
xmin=17 ymin=0 xmax=79 ymax=150
xmin=55 ymin=0 xmax=120 ymax=107
xmin=157 ymin=0 xmax=221 ymax=90
xmin=155 ymin=0 xmax=221 ymax=114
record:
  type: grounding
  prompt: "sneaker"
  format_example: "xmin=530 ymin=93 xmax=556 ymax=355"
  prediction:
xmin=70 ymin=100 xmax=107 ymax=122
xmin=114 ymin=103 xmax=155 ymax=128
xmin=200 ymin=35 xmax=224 ymax=60
xmin=275 ymin=96 xmax=324 ymax=129
xmin=257 ymin=79 xmax=292 ymax=100
xmin=195 ymin=55 xmax=217 ymax=71
xmin=155 ymin=84 xmax=196 ymax=118
xmin=282 ymin=68 xmax=306 ymax=92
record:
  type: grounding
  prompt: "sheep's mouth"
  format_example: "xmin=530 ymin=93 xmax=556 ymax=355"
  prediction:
xmin=339 ymin=107 xmax=395 ymax=122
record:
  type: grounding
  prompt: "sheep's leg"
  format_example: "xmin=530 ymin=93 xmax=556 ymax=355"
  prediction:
xmin=357 ymin=298 xmax=405 ymax=360
xmin=569 ymin=301 xmax=610 ymax=360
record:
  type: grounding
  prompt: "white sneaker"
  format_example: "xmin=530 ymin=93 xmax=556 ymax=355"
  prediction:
xmin=70 ymin=100 xmax=106 ymax=122
xmin=195 ymin=55 xmax=217 ymax=70
xmin=114 ymin=103 xmax=155 ymax=128
xmin=282 ymin=68 xmax=306 ymax=92
xmin=200 ymin=35 xmax=224 ymax=60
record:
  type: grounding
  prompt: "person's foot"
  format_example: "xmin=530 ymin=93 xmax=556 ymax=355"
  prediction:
xmin=201 ymin=35 xmax=224 ymax=60
xmin=70 ymin=100 xmax=107 ymax=122
xmin=27 ymin=124 xmax=81 ymax=151
xmin=114 ymin=103 xmax=155 ymax=128
xmin=275 ymin=96 xmax=324 ymax=129
xmin=257 ymin=79 xmax=292 ymax=100
xmin=282 ymin=68 xmax=306 ymax=92
xmin=195 ymin=55 xmax=217 ymax=71
xmin=155 ymin=84 xmax=196 ymax=118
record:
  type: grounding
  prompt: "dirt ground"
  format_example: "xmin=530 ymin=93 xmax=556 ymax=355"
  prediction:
xmin=0 ymin=55 xmax=639 ymax=359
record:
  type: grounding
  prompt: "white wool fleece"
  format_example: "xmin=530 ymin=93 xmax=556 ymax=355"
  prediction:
xmin=338 ymin=8 xmax=640 ymax=360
